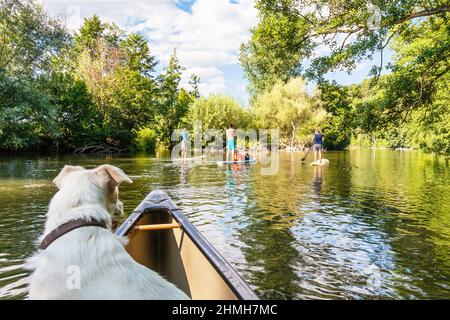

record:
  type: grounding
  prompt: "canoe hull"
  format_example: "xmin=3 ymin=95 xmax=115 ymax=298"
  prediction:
xmin=116 ymin=190 xmax=258 ymax=300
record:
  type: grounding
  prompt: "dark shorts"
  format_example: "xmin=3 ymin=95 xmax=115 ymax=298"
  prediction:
xmin=313 ymin=144 xmax=323 ymax=152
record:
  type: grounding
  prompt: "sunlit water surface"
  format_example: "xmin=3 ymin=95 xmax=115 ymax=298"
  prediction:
xmin=0 ymin=150 xmax=449 ymax=299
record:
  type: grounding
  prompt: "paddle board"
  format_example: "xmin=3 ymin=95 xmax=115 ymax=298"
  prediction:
xmin=217 ymin=158 xmax=256 ymax=166
xmin=171 ymin=155 xmax=206 ymax=162
xmin=311 ymin=159 xmax=329 ymax=166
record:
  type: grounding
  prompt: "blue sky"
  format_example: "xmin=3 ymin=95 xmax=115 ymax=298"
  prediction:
xmin=175 ymin=0 xmax=195 ymax=13
xmin=41 ymin=0 xmax=392 ymax=105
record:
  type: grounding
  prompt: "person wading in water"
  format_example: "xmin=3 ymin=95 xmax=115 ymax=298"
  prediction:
xmin=312 ymin=129 xmax=324 ymax=163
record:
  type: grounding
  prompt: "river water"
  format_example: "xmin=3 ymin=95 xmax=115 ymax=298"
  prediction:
xmin=0 ymin=150 xmax=449 ymax=299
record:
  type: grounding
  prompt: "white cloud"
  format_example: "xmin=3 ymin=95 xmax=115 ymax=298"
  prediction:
xmin=41 ymin=0 xmax=258 ymax=96
xmin=182 ymin=66 xmax=226 ymax=94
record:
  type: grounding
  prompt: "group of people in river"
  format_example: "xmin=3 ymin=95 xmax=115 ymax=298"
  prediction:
xmin=225 ymin=124 xmax=251 ymax=163
xmin=179 ymin=124 xmax=325 ymax=164
xmin=225 ymin=124 xmax=325 ymax=164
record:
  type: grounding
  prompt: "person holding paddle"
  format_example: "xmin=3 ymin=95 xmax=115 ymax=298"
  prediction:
xmin=312 ymin=129 xmax=324 ymax=164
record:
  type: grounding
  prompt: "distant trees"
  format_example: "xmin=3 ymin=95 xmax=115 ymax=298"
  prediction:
xmin=253 ymin=78 xmax=328 ymax=148
xmin=318 ymin=81 xmax=352 ymax=150
xmin=0 ymin=0 xmax=67 ymax=150
xmin=188 ymin=95 xmax=251 ymax=132
xmin=0 ymin=0 xmax=68 ymax=76
xmin=154 ymin=50 xmax=191 ymax=149
xmin=40 ymin=73 xmax=100 ymax=149
xmin=0 ymin=1 xmax=199 ymax=153
xmin=351 ymin=74 xmax=450 ymax=154
xmin=239 ymin=0 xmax=450 ymax=154
xmin=70 ymin=15 xmax=161 ymax=147
xmin=0 ymin=70 xmax=55 ymax=149
xmin=2 ymin=0 xmax=448 ymax=155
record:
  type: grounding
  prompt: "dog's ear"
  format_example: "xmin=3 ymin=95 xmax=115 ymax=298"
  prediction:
xmin=53 ymin=165 xmax=85 ymax=189
xmin=94 ymin=165 xmax=133 ymax=190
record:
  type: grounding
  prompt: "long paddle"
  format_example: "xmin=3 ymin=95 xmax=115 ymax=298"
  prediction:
xmin=301 ymin=148 xmax=310 ymax=161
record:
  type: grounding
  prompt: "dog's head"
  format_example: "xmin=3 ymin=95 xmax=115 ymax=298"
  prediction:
xmin=52 ymin=164 xmax=133 ymax=218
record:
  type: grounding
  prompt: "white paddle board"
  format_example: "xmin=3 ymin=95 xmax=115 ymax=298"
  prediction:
xmin=217 ymin=158 xmax=256 ymax=166
xmin=171 ymin=155 xmax=206 ymax=162
xmin=311 ymin=159 xmax=329 ymax=166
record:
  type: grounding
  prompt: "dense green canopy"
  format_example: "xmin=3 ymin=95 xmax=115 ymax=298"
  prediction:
xmin=0 ymin=1 xmax=199 ymax=152
xmin=1 ymin=0 xmax=448 ymax=154
xmin=240 ymin=0 xmax=450 ymax=154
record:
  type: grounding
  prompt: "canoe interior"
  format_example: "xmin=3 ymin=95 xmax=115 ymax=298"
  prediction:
xmin=125 ymin=208 xmax=238 ymax=300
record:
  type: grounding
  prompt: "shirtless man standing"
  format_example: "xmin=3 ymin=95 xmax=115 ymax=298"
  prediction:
xmin=226 ymin=124 xmax=236 ymax=162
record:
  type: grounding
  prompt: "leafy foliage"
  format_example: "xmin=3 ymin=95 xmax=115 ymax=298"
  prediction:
xmin=240 ymin=12 xmax=312 ymax=97
xmin=352 ymin=73 xmax=450 ymax=154
xmin=2 ymin=0 xmax=448 ymax=155
xmin=131 ymin=127 xmax=157 ymax=152
xmin=244 ymin=0 xmax=450 ymax=84
xmin=188 ymin=95 xmax=251 ymax=132
xmin=0 ymin=0 xmax=68 ymax=76
xmin=318 ymin=81 xmax=352 ymax=149
xmin=241 ymin=0 xmax=450 ymax=154
xmin=154 ymin=50 xmax=192 ymax=148
xmin=252 ymin=77 xmax=328 ymax=147
xmin=40 ymin=72 xmax=100 ymax=149
xmin=0 ymin=2 xmax=200 ymax=153
xmin=0 ymin=69 xmax=55 ymax=149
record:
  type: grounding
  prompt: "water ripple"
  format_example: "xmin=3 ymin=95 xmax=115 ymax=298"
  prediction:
xmin=0 ymin=150 xmax=449 ymax=299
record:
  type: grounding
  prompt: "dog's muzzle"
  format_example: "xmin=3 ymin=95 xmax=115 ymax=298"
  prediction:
xmin=112 ymin=201 xmax=124 ymax=231
xmin=114 ymin=201 xmax=124 ymax=217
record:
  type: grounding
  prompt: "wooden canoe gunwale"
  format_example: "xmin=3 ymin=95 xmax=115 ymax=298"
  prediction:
xmin=115 ymin=189 xmax=259 ymax=300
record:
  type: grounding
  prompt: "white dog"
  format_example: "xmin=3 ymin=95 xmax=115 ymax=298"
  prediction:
xmin=26 ymin=164 xmax=189 ymax=300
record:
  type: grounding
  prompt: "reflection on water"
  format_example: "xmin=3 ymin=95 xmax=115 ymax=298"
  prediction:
xmin=0 ymin=150 xmax=449 ymax=299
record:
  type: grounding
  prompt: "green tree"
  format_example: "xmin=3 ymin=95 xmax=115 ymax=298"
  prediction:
xmin=120 ymin=33 xmax=158 ymax=77
xmin=71 ymin=16 xmax=160 ymax=147
xmin=40 ymin=72 xmax=100 ymax=149
xmin=188 ymin=95 xmax=251 ymax=133
xmin=75 ymin=14 xmax=104 ymax=55
xmin=74 ymin=15 xmax=123 ymax=56
xmin=107 ymin=67 xmax=158 ymax=133
xmin=351 ymin=72 xmax=450 ymax=155
xmin=0 ymin=0 xmax=68 ymax=76
xmin=318 ymin=81 xmax=352 ymax=149
xmin=359 ymin=16 xmax=450 ymax=129
xmin=241 ymin=0 xmax=450 ymax=115
xmin=240 ymin=12 xmax=311 ymax=97
xmin=252 ymin=77 xmax=328 ymax=147
xmin=0 ymin=0 xmax=68 ymax=151
xmin=188 ymin=73 xmax=201 ymax=99
xmin=155 ymin=49 xmax=187 ymax=147
xmin=0 ymin=69 xmax=56 ymax=150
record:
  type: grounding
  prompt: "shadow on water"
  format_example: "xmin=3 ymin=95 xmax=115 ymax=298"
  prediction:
xmin=0 ymin=150 xmax=449 ymax=299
